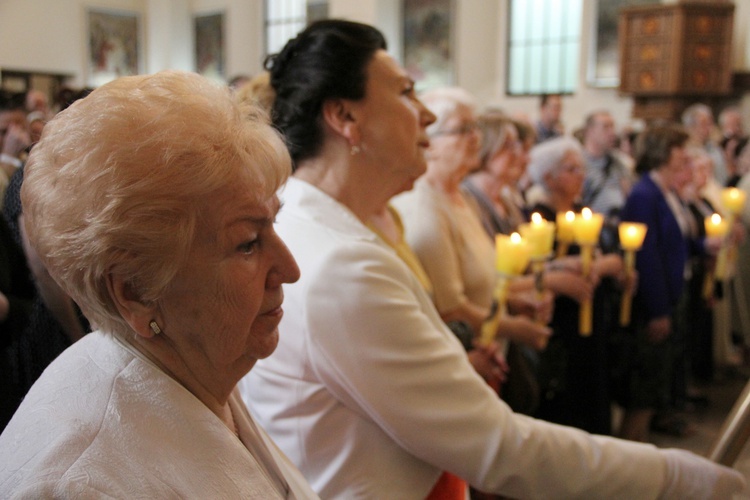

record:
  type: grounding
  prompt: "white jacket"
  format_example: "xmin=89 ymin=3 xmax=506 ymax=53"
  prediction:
xmin=0 ymin=331 xmax=318 ymax=499
xmin=241 ymin=177 xmax=674 ymax=499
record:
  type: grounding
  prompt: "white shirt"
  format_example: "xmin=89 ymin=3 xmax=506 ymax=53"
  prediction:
xmin=0 ymin=331 xmax=318 ymax=499
xmin=241 ymin=177 xmax=670 ymax=499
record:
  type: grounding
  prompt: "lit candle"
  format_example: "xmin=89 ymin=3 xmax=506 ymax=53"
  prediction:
xmin=572 ymin=208 xmax=604 ymax=246
xmin=573 ymin=208 xmax=604 ymax=336
xmin=718 ymin=189 xmax=745 ymax=280
xmin=721 ymin=187 xmax=747 ymax=216
xmin=483 ymin=233 xmax=530 ymax=345
xmin=618 ymin=222 xmax=648 ymax=326
xmin=556 ymin=210 xmax=576 ymax=257
xmin=705 ymin=213 xmax=731 ymax=279
xmin=519 ymin=213 xmax=556 ymax=260
xmin=705 ymin=213 xmax=729 ymax=238
xmin=619 ymin=222 xmax=648 ymax=251
xmin=519 ymin=213 xmax=555 ymax=324
xmin=494 ymin=232 xmax=530 ymax=276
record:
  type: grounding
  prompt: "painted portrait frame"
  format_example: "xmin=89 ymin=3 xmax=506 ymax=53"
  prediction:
xmin=402 ymin=0 xmax=455 ymax=92
xmin=587 ymin=0 xmax=658 ymax=88
xmin=194 ymin=11 xmax=225 ymax=82
xmin=87 ymin=8 xmax=141 ymax=87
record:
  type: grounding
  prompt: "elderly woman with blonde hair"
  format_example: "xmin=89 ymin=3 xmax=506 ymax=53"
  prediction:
xmin=0 ymin=71 xmax=317 ymax=498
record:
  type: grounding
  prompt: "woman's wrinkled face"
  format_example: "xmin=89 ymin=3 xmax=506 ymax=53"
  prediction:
xmin=548 ymin=150 xmax=585 ymax=199
xmin=429 ymin=104 xmax=482 ymax=178
xmin=690 ymin=155 xmax=712 ymax=190
xmin=663 ymin=146 xmax=690 ymax=191
xmin=486 ymin=126 xmax=524 ymax=186
xmin=355 ymin=50 xmax=436 ymax=195
xmin=156 ymin=177 xmax=300 ymax=377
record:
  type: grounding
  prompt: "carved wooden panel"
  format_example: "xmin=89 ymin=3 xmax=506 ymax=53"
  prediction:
xmin=619 ymin=2 xmax=734 ymax=96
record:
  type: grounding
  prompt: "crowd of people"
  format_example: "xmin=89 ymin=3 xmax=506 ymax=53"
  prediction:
xmin=1 ymin=18 xmax=749 ymax=498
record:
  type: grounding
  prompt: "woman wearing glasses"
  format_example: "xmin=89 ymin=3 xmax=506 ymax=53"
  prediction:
xmin=393 ymin=88 xmax=552 ymax=352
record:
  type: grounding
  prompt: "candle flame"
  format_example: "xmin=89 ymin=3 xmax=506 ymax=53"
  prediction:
xmin=565 ymin=210 xmax=575 ymax=222
xmin=510 ymin=232 xmax=521 ymax=243
xmin=711 ymin=213 xmax=722 ymax=225
xmin=582 ymin=207 xmax=592 ymax=220
xmin=531 ymin=212 xmax=542 ymax=224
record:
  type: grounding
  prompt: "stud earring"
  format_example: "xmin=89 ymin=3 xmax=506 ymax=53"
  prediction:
xmin=350 ymin=145 xmax=361 ymax=156
xmin=149 ymin=320 xmax=162 ymax=335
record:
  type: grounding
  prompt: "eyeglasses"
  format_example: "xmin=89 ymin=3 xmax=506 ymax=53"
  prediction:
xmin=558 ymin=162 xmax=585 ymax=174
xmin=431 ymin=121 xmax=479 ymax=137
xmin=505 ymin=139 xmax=524 ymax=153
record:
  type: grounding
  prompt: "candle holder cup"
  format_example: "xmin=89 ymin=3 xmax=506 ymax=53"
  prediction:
xmin=617 ymin=222 xmax=647 ymax=327
xmin=572 ymin=209 xmax=604 ymax=336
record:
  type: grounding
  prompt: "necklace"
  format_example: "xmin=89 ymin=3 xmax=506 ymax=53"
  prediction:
xmin=228 ymin=404 xmax=240 ymax=438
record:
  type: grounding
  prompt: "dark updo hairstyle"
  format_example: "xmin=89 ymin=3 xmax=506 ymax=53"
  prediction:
xmin=264 ymin=19 xmax=387 ymax=169
xmin=634 ymin=124 xmax=689 ymax=175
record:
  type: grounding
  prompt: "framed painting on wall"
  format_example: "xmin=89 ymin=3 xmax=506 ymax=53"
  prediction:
xmin=87 ymin=9 xmax=141 ymax=87
xmin=587 ymin=0 xmax=658 ymax=88
xmin=195 ymin=12 xmax=225 ymax=82
xmin=403 ymin=0 xmax=454 ymax=91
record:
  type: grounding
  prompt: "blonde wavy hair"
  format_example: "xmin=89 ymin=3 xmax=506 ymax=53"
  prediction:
xmin=22 ymin=70 xmax=291 ymax=337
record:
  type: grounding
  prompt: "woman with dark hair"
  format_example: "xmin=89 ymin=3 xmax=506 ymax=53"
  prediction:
xmin=240 ymin=19 xmax=744 ymax=499
xmin=615 ymin=125 xmax=714 ymax=443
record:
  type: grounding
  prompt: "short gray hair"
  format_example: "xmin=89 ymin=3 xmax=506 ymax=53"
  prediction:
xmin=420 ymin=87 xmax=477 ymax=137
xmin=527 ymin=136 xmax=583 ymax=188
xmin=22 ymin=70 xmax=291 ymax=338
xmin=681 ymin=103 xmax=712 ymax=128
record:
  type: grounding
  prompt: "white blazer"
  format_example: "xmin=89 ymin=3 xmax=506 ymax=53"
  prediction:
xmin=241 ymin=177 xmax=670 ymax=499
xmin=0 ymin=331 xmax=318 ymax=499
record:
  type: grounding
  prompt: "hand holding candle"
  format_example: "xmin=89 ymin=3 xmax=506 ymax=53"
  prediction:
xmin=572 ymin=208 xmax=604 ymax=336
xmin=618 ymin=222 xmax=647 ymax=326
xmin=481 ymin=233 xmax=530 ymax=346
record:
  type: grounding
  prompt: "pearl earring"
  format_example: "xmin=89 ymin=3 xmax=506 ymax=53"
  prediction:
xmin=149 ymin=320 xmax=162 ymax=335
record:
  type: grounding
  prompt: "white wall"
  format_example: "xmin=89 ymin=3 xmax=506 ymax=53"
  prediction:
xmin=468 ymin=0 xmax=636 ymax=132
xmin=326 ymin=0 xmax=749 ymax=133
xmin=0 ymin=0 xmax=265 ymax=87
xmin=0 ymin=0 xmax=150 ymax=87
xmin=325 ymin=0 xmax=637 ymax=129
xmin=191 ymin=0 xmax=264 ymax=79
xmin=146 ymin=0 xmax=192 ymax=75
xmin=1 ymin=0 xmax=747 ymax=130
